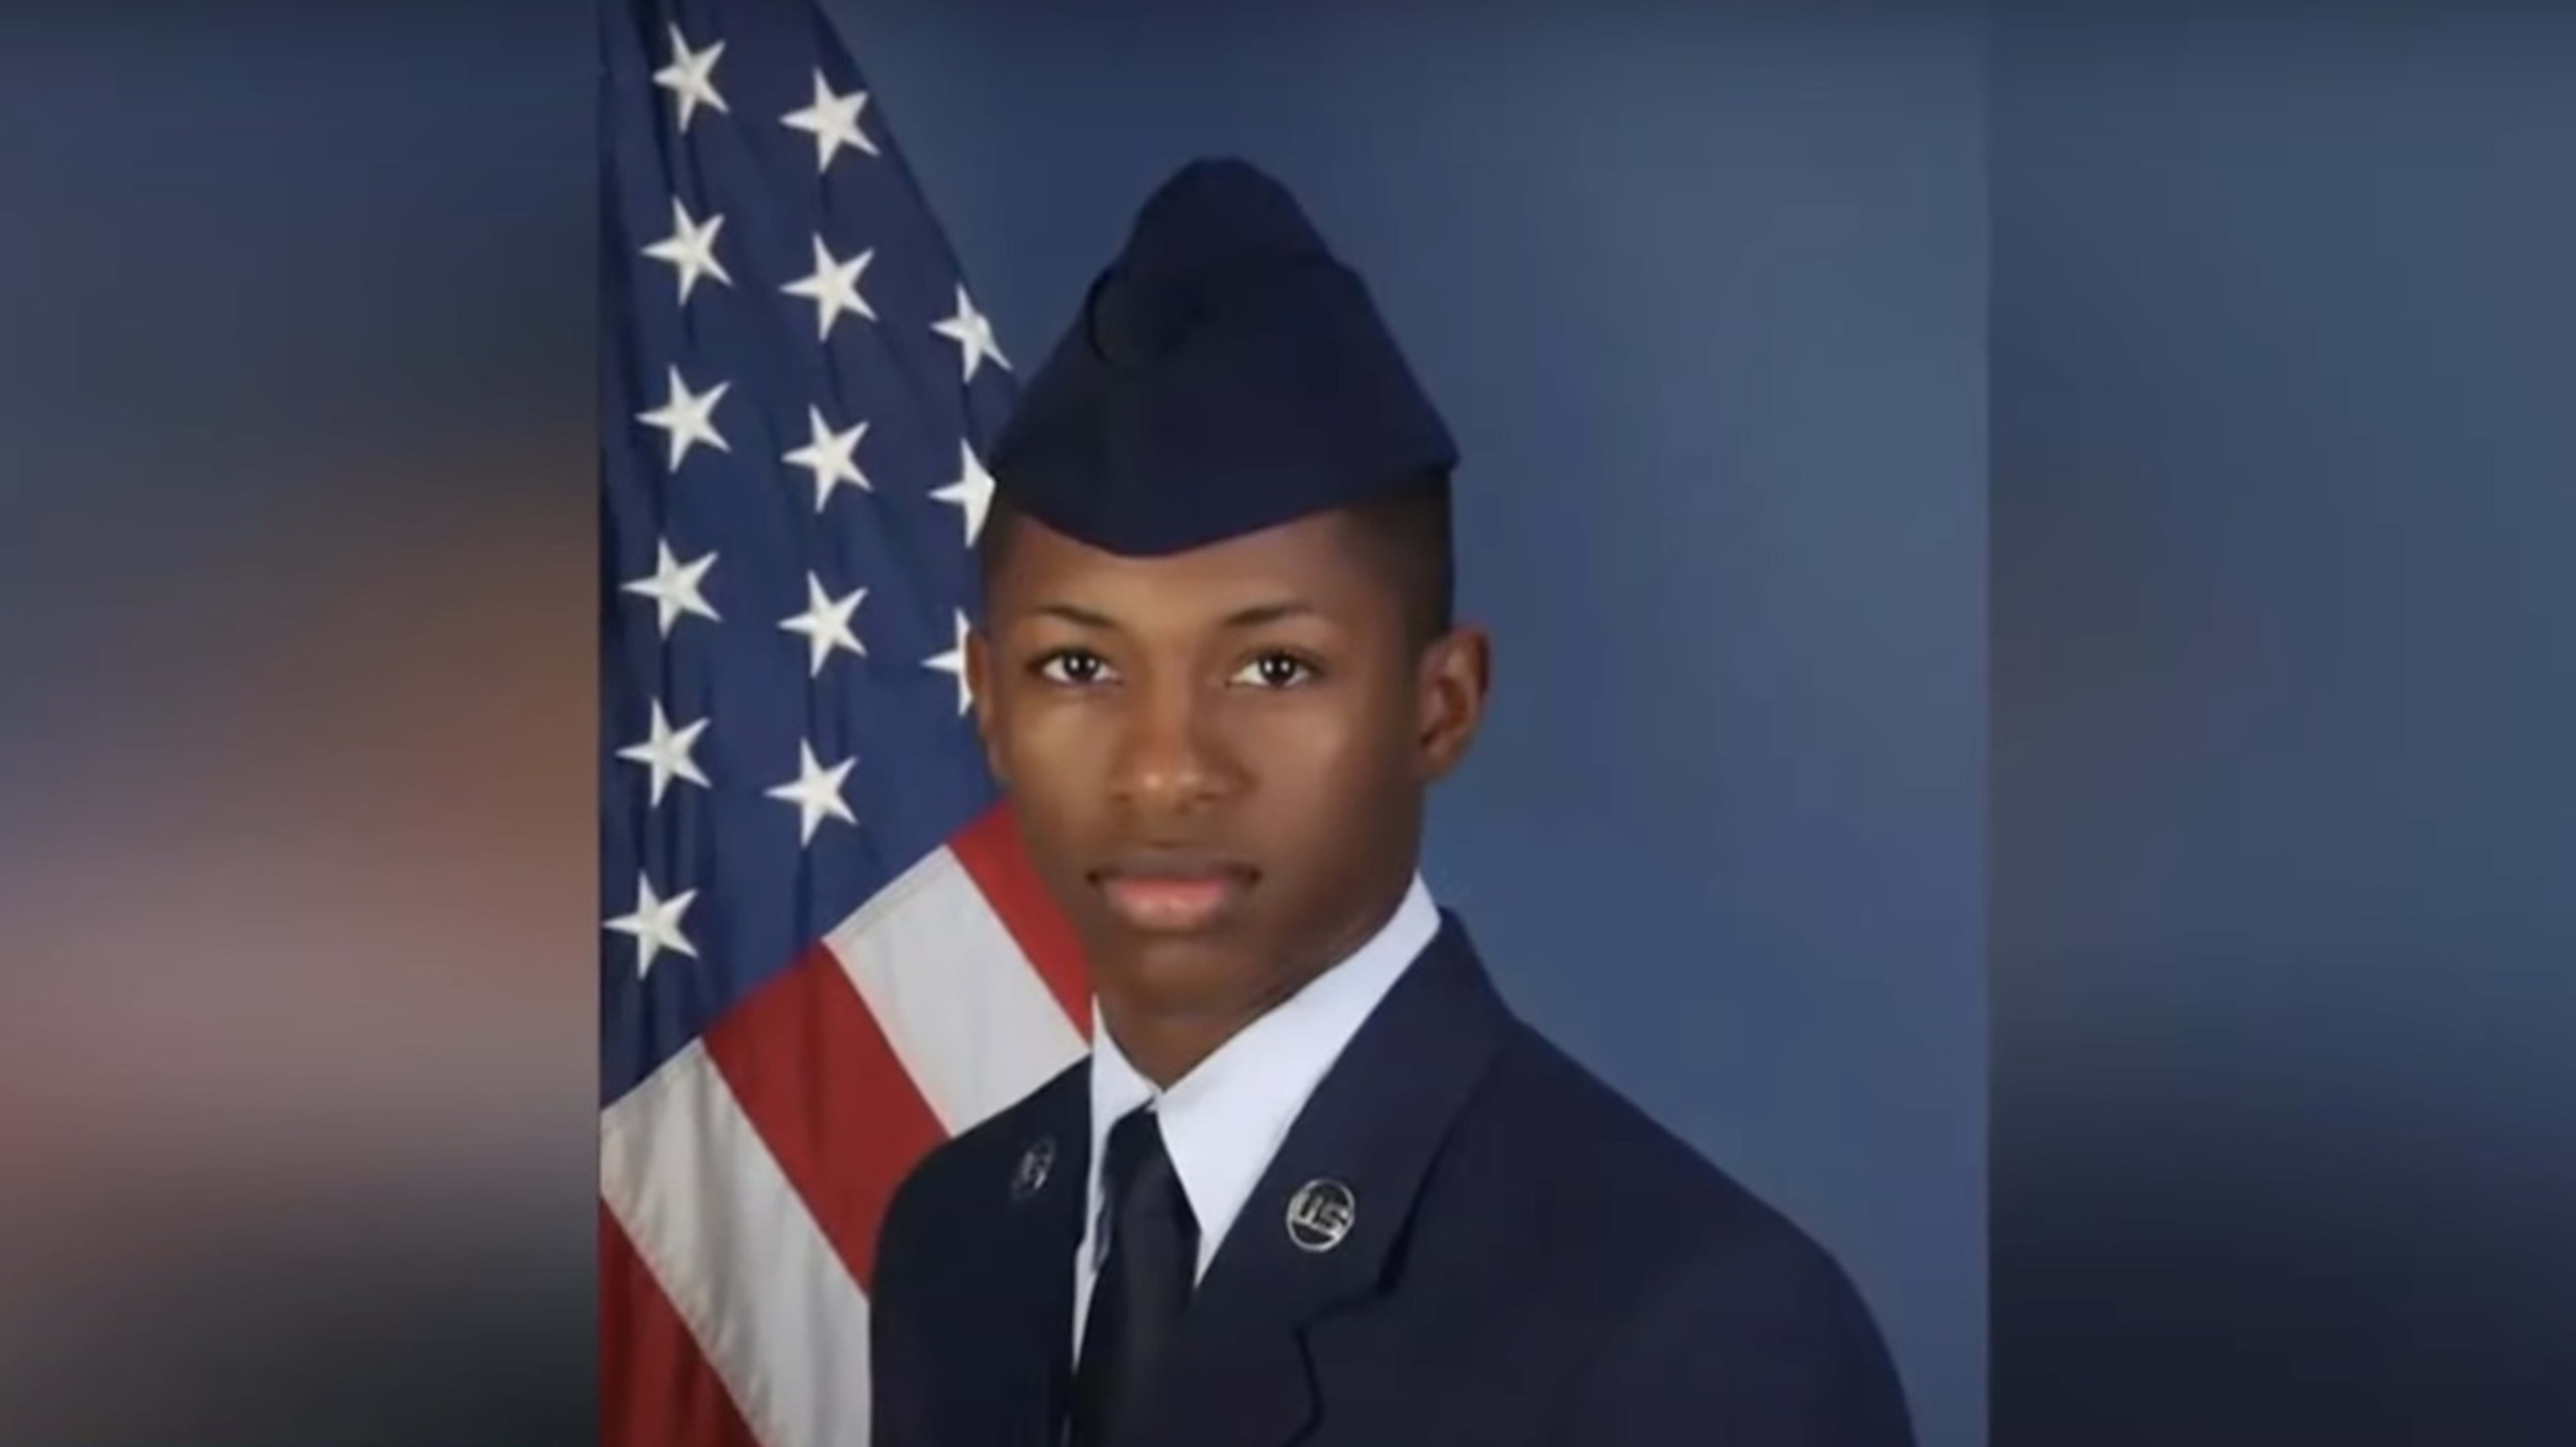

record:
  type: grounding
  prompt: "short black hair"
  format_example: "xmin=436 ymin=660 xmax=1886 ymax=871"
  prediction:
xmin=975 ymin=469 xmax=1456 ymax=650
xmin=1340 ymin=471 xmax=1455 ymax=649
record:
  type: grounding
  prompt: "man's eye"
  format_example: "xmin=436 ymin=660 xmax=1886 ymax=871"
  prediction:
xmin=1231 ymin=652 xmax=1319 ymax=689
xmin=1034 ymin=649 xmax=1116 ymax=685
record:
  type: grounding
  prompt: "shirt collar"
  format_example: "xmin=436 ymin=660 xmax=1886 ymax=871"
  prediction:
xmin=1085 ymin=872 xmax=1440 ymax=1273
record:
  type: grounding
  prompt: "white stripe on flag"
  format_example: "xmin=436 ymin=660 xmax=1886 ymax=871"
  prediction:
xmin=602 ymin=1040 xmax=871 ymax=1447
xmin=826 ymin=843 xmax=1089 ymax=1135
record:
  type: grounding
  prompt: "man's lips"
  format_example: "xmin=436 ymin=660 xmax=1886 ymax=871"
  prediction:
xmin=1090 ymin=856 xmax=1257 ymax=934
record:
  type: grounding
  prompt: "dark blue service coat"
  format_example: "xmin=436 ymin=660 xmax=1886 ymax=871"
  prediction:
xmin=869 ymin=912 xmax=1915 ymax=1447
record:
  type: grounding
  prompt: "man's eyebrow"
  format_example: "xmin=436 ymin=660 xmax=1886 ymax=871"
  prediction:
xmin=1023 ymin=600 xmax=1322 ymax=630
xmin=1220 ymin=600 xmax=1319 ymax=629
xmin=1031 ymin=602 xmax=1121 ymax=629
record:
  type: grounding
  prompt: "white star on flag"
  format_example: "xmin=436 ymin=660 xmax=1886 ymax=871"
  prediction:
xmin=641 ymin=197 xmax=732 ymax=304
xmin=606 ymin=872 xmax=699 ymax=979
xmin=767 ymin=740 xmax=859 ymax=845
xmin=622 ymin=539 xmax=721 ymax=638
xmin=782 ymin=235 xmax=877 ymax=341
xmin=637 ymin=365 xmax=732 ymax=470
xmin=779 ymin=573 xmax=868 ymax=677
xmin=615 ymin=699 xmax=712 ymax=806
xmin=931 ymin=439 xmax=998 ymax=546
xmin=924 ymin=608 xmax=974 ymax=716
xmin=932 ymin=284 xmax=1010 ymax=382
xmin=651 ymin=25 xmax=729 ymax=133
xmin=783 ymin=405 xmax=871 ymax=511
xmin=781 ymin=70 xmax=877 ymax=173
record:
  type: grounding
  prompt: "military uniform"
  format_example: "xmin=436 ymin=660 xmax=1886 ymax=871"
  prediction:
xmin=867 ymin=159 xmax=1915 ymax=1447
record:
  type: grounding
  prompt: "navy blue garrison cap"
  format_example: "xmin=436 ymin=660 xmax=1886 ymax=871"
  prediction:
xmin=987 ymin=158 xmax=1457 ymax=557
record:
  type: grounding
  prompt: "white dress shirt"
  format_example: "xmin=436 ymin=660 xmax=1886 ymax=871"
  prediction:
xmin=1071 ymin=872 xmax=1440 ymax=1358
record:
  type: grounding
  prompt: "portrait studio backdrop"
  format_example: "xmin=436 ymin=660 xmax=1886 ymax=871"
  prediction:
xmin=833 ymin=4 xmax=1988 ymax=1446
xmin=1992 ymin=6 xmax=2576 ymax=1441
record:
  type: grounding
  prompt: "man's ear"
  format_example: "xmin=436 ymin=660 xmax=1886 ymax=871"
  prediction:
xmin=965 ymin=625 xmax=1007 ymax=785
xmin=1414 ymin=623 xmax=1491 ymax=783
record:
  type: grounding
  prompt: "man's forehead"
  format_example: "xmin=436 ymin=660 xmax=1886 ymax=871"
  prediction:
xmin=1002 ymin=508 xmax=1382 ymax=606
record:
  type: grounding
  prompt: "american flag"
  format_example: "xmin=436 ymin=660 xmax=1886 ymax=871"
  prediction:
xmin=598 ymin=3 xmax=1091 ymax=1444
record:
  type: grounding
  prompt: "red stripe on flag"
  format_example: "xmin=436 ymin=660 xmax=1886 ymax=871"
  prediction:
xmin=704 ymin=943 xmax=947 ymax=1293
xmin=601 ymin=1201 xmax=763 ymax=1447
xmin=952 ymin=802 xmax=1093 ymax=1035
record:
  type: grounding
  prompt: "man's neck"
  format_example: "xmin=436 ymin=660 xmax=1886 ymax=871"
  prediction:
xmin=1096 ymin=873 xmax=1419 ymax=1089
xmin=1098 ymin=998 xmax=1272 ymax=1092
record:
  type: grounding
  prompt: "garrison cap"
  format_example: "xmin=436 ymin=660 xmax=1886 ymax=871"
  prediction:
xmin=987 ymin=158 xmax=1456 ymax=557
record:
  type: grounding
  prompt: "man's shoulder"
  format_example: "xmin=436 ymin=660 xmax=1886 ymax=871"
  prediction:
xmin=1452 ymin=1027 xmax=1915 ymax=1441
xmin=1453 ymin=1019 xmax=1851 ymax=1292
xmin=879 ymin=1056 xmax=1086 ymax=1252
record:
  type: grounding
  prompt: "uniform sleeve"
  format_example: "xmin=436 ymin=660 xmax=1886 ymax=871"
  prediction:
xmin=867 ymin=1169 xmax=934 ymax=1447
xmin=1552 ymin=1226 xmax=1916 ymax=1447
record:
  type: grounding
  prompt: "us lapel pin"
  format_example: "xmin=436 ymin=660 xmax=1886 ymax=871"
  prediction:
xmin=1285 ymin=1178 xmax=1357 ymax=1252
xmin=1011 ymin=1136 xmax=1056 ymax=1202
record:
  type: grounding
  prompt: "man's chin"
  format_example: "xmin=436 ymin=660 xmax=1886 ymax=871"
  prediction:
xmin=1084 ymin=929 xmax=1271 ymax=1015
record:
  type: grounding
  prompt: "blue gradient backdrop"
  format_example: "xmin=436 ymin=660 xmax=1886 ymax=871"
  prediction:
xmin=1992 ymin=6 xmax=2576 ymax=1443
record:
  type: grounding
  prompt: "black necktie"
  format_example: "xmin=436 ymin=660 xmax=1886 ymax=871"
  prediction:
xmin=1069 ymin=1107 xmax=1199 ymax=1447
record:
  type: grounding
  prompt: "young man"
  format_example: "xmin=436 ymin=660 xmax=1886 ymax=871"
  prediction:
xmin=868 ymin=159 xmax=1914 ymax=1447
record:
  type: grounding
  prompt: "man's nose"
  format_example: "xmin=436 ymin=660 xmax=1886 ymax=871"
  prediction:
xmin=1107 ymin=675 xmax=1238 ymax=816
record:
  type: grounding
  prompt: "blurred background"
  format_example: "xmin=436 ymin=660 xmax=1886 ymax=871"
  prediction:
xmin=0 ymin=2 xmax=596 ymax=1442
xmin=1990 ymin=4 xmax=2576 ymax=1441
xmin=4 ymin=1 xmax=2573 ymax=1445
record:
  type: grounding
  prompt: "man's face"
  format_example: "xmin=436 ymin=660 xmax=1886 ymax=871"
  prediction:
xmin=969 ymin=507 xmax=1485 ymax=1024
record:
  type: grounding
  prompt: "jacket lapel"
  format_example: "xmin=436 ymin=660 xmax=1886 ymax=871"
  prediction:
xmin=1138 ymin=912 xmax=1516 ymax=1447
xmin=975 ymin=1067 xmax=1091 ymax=1447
